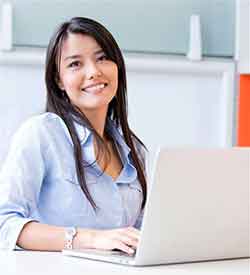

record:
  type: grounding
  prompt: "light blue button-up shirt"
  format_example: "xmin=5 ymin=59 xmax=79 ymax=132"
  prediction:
xmin=0 ymin=113 xmax=146 ymax=250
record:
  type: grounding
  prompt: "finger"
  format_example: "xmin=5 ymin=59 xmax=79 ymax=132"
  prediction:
xmin=117 ymin=234 xmax=139 ymax=248
xmin=127 ymin=227 xmax=140 ymax=234
xmin=113 ymin=240 xmax=135 ymax=255
xmin=122 ymin=227 xmax=140 ymax=240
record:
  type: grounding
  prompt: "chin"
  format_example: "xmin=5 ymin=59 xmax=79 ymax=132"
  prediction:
xmin=79 ymin=102 xmax=109 ymax=112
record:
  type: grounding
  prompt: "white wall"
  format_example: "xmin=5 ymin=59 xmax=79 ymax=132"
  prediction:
xmin=129 ymin=73 xmax=224 ymax=148
xmin=0 ymin=64 xmax=46 ymax=163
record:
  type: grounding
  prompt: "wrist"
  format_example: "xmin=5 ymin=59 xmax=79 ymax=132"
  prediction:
xmin=64 ymin=227 xmax=77 ymax=250
xmin=73 ymin=228 xmax=97 ymax=249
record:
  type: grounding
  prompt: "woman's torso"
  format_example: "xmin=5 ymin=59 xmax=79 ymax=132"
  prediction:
xmin=26 ymin=113 xmax=144 ymax=229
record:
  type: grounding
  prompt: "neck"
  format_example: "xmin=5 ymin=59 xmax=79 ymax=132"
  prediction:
xmin=82 ymin=107 xmax=108 ymax=138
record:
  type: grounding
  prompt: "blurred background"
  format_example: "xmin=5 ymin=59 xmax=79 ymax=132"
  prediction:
xmin=0 ymin=0 xmax=247 ymax=167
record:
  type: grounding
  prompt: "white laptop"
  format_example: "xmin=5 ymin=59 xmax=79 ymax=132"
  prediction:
xmin=62 ymin=148 xmax=250 ymax=266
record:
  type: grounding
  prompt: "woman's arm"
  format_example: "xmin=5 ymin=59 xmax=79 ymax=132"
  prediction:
xmin=0 ymin=120 xmax=47 ymax=250
xmin=0 ymin=119 xmax=139 ymax=253
xmin=17 ymin=221 xmax=139 ymax=254
xmin=17 ymin=222 xmax=66 ymax=251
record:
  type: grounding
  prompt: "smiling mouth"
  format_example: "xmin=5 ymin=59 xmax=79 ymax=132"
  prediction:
xmin=82 ymin=83 xmax=108 ymax=94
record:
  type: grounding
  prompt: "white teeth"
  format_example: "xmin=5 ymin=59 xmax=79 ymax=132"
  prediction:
xmin=83 ymin=83 xmax=106 ymax=93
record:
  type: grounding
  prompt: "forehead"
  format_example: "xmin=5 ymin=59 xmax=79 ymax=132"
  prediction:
xmin=60 ymin=33 xmax=102 ymax=59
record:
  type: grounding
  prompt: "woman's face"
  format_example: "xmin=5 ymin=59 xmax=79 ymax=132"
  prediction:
xmin=58 ymin=33 xmax=118 ymax=116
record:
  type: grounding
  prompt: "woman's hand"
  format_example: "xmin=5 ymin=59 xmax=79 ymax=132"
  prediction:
xmin=74 ymin=227 xmax=140 ymax=255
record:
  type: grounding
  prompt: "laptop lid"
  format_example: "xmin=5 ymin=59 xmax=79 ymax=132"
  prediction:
xmin=135 ymin=148 xmax=250 ymax=266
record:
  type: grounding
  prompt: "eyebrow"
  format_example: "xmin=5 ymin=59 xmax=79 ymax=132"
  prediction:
xmin=64 ymin=49 xmax=104 ymax=61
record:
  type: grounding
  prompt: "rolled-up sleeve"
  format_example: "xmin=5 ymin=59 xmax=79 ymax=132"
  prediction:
xmin=0 ymin=120 xmax=46 ymax=250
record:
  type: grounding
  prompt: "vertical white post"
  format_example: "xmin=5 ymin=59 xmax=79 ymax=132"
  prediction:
xmin=220 ymin=71 xmax=236 ymax=146
xmin=0 ymin=1 xmax=13 ymax=51
xmin=235 ymin=0 xmax=250 ymax=73
xmin=187 ymin=14 xmax=202 ymax=61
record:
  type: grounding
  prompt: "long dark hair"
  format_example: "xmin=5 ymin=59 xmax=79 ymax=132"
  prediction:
xmin=45 ymin=17 xmax=147 ymax=210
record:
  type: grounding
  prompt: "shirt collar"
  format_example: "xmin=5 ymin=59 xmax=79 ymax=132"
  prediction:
xmin=105 ymin=119 xmax=131 ymax=157
xmin=73 ymin=118 xmax=137 ymax=184
xmin=106 ymin=120 xmax=138 ymax=184
xmin=73 ymin=118 xmax=131 ymax=155
xmin=73 ymin=119 xmax=133 ymax=163
xmin=73 ymin=120 xmax=91 ymax=145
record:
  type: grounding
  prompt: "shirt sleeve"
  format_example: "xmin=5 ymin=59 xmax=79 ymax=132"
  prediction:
xmin=0 ymin=120 xmax=46 ymax=250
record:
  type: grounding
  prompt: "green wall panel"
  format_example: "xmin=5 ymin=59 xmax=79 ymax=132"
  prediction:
xmin=10 ymin=0 xmax=235 ymax=57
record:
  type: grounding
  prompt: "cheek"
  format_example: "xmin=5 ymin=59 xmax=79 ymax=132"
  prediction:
xmin=60 ymin=72 xmax=81 ymax=91
xmin=109 ymin=66 xmax=119 ymax=89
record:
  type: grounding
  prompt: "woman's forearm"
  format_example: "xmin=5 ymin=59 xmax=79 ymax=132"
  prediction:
xmin=16 ymin=221 xmax=93 ymax=251
xmin=17 ymin=221 xmax=139 ymax=254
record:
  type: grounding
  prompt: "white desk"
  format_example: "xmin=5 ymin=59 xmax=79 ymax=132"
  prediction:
xmin=0 ymin=251 xmax=249 ymax=275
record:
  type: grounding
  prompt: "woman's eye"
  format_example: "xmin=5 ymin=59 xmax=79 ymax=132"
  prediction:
xmin=97 ymin=55 xmax=108 ymax=62
xmin=68 ymin=61 xmax=81 ymax=68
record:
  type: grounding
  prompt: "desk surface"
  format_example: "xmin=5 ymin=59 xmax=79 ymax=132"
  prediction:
xmin=0 ymin=251 xmax=249 ymax=275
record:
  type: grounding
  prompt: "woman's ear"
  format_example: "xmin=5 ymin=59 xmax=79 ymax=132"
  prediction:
xmin=58 ymin=81 xmax=65 ymax=91
xmin=56 ymin=75 xmax=65 ymax=91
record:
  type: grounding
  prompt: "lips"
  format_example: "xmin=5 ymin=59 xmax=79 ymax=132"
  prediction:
xmin=83 ymin=83 xmax=105 ymax=93
xmin=82 ymin=83 xmax=108 ymax=93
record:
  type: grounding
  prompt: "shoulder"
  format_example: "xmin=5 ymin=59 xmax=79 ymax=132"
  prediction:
xmin=11 ymin=112 xmax=71 ymax=150
xmin=131 ymin=135 xmax=147 ymax=159
xmin=113 ymin=122 xmax=147 ymax=163
xmin=14 ymin=112 xmax=65 ymax=136
xmin=130 ymin=134 xmax=148 ymax=175
xmin=26 ymin=112 xmax=68 ymax=130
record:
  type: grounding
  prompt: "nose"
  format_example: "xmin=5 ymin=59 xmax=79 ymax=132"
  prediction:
xmin=85 ymin=60 xmax=102 ymax=80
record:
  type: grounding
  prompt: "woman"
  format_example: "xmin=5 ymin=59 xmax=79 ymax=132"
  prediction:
xmin=0 ymin=17 xmax=147 ymax=254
